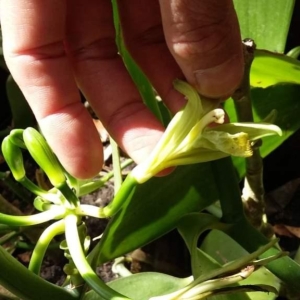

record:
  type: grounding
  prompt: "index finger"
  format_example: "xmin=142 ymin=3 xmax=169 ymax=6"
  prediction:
xmin=0 ymin=0 xmax=103 ymax=178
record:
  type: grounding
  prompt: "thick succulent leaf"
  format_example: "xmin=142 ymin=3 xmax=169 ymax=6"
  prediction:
xmin=83 ymin=273 xmax=191 ymax=300
xmin=96 ymin=163 xmax=218 ymax=264
xmin=251 ymin=50 xmax=300 ymax=88
xmin=177 ymin=214 xmax=279 ymax=300
xmin=0 ymin=245 xmax=78 ymax=300
xmin=111 ymin=0 xmax=165 ymax=125
xmin=177 ymin=213 xmax=223 ymax=278
xmin=201 ymin=230 xmax=280 ymax=300
xmin=233 ymin=0 xmax=295 ymax=52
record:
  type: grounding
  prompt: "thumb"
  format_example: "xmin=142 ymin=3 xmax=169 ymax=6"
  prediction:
xmin=159 ymin=0 xmax=243 ymax=98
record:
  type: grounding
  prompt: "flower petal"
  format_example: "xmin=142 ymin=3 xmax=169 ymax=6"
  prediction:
xmin=206 ymin=122 xmax=282 ymax=140
xmin=173 ymin=109 xmax=225 ymax=155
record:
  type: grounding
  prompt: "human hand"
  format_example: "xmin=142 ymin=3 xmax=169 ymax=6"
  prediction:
xmin=0 ymin=0 xmax=243 ymax=179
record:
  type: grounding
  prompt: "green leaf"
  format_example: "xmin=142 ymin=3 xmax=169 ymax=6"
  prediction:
xmin=177 ymin=213 xmax=279 ymax=300
xmin=111 ymin=0 xmax=167 ymax=126
xmin=225 ymin=84 xmax=300 ymax=177
xmin=201 ymin=230 xmax=280 ymax=300
xmin=96 ymin=163 xmax=218 ymax=264
xmin=251 ymin=50 xmax=300 ymax=88
xmin=83 ymin=273 xmax=191 ymax=300
xmin=177 ymin=213 xmax=223 ymax=278
xmin=233 ymin=0 xmax=295 ymax=52
xmin=0 ymin=245 xmax=78 ymax=300
xmin=210 ymin=158 xmax=300 ymax=292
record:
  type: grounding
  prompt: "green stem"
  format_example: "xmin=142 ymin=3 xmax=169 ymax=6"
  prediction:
xmin=232 ymin=39 xmax=266 ymax=231
xmin=20 ymin=177 xmax=56 ymax=202
xmin=78 ymin=159 xmax=133 ymax=196
xmin=211 ymin=158 xmax=244 ymax=224
xmin=64 ymin=214 xmax=130 ymax=300
xmin=232 ymin=40 xmax=255 ymax=122
xmin=29 ymin=220 xmax=65 ymax=275
xmin=111 ymin=0 xmax=163 ymax=124
xmin=58 ymin=182 xmax=80 ymax=207
xmin=102 ymin=172 xmax=137 ymax=217
xmin=0 ymin=206 xmax=65 ymax=226
xmin=110 ymin=136 xmax=123 ymax=193
xmin=77 ymin=205 xmax=106 ymax=218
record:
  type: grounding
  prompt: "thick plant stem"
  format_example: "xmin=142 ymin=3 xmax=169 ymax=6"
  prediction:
xmin=29 ymin=220 xmax=65 ymax=275
xmin=78 ymin=159 xmax=133 ymax=196
xmin=232 ymin=39 xmax=270 ymax=235
xmin=102 ymin=172 xmax=137 ymax=217
xmin=64 ymin=214 xmax=129 ymax=300
xmin=110 ymin=136 xmax=123 ymax=194
xmin=0 ymin=206 xmax=65 ymax=226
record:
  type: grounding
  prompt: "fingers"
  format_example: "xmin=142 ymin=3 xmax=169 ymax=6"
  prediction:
xmin=0 ymin=0 xmax=103 ymax=178
xmin=64 ymin=0 xmax=165 ymax=165
xmin=159 ymin=0 xmax=244 ymax=98
xmin=1 ymin=0 xmax=244 ymax=180
xmin=118 ymin=0 xmax=186 ymax=113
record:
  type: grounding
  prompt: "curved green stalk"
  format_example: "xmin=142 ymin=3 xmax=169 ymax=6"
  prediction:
xmin=0 ymin=206 xmax=65 ymax=226
xmin=77 ymin=205 xmax=106 ymax=218
xmin=29 ymin=220 xmax=65 ymax=275
xmin=0 ymin=245 xmax=78 ymax=300
xmin=20 ymin=177 xmax=57 ymax=202
xmin=33 ymin=197 xmax=53 ymax=211
xmin=58 ymin=181 xmax=80 ymax=207
xmin=286 ymin=45 xmax=300 ymax=58
xmin=78 ymin=159 xmax=133 ymax=196
xmin=110 ymin=136 xmax=123 ymax=193
xmin=64 ymin=214 xmax=130 ymax=300
xmin=102 ymin=172 xmax=137 ymax=217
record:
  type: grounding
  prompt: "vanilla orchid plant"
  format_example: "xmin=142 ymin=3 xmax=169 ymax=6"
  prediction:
xmin=0 ymin=80 xmax=282 ymax=300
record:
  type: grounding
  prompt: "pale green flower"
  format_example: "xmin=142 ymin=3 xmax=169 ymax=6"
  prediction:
xmin=132 ymin=80 xmax=282 ymax=183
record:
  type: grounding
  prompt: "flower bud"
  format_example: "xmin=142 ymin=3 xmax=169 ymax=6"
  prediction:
xmin=23 ymin=127 xmax=66 ymax=187
xmin=1 ymin=136 xmax=25 ymax=181
xmin=9 ymin=129 xmax=26 ymax=149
